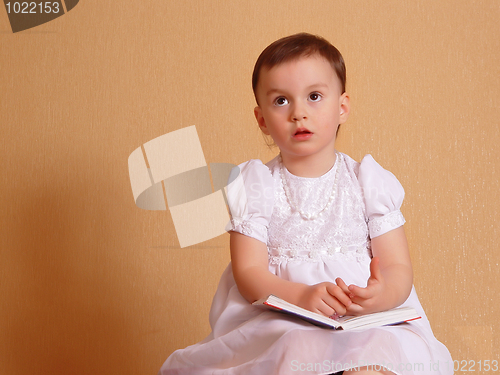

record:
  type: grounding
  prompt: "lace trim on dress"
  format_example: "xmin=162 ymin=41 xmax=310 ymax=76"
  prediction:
xmin=368 ymin=210 xmax=406 ymax=238
xmin=268 ymin=243 xmax=372 ymax=265
xmin=266 ymin=154 xmax=372 ymax=265
xmin=228 ymin=218 xmax=268 ymax=243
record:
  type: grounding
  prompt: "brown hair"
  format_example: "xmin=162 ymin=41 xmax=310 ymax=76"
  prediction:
xmin=252 ymin=33 xmax=346 ymax=103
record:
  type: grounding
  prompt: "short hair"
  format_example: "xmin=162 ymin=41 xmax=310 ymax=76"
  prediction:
xmin=252 ymin=33 xmax=346 ymax=103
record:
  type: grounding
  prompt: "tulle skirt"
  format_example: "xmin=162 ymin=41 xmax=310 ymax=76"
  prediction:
xmin=159 ymin=258 xmax=453 ymax=375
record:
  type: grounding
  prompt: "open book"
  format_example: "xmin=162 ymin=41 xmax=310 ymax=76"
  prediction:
xmin=253 ymin=295 xmax=421 ymax=331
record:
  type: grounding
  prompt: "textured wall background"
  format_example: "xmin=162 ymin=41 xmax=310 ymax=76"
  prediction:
xmin=1 ymin=1 xmax=498 ymax=374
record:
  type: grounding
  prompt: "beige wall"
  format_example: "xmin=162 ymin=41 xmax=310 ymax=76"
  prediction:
xmin=1 ymin=1 xmax=499 ymax=374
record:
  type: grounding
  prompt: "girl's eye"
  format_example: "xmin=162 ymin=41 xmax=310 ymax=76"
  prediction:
xmin=274 ymin=97 xmax=289 ymax=106
xmin=309 ymin=92 xmax=322 ymax=102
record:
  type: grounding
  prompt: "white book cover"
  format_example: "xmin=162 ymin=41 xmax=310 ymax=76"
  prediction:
xmin=253 ymin=295 xmax=421 ymax=331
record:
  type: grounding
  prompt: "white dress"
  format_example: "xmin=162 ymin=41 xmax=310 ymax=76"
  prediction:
xmin=159 ymin=152 xmax=453 ymax=375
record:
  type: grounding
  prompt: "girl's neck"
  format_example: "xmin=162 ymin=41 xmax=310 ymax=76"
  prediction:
xmin=280 ymin=150 xmax=337 ymax=178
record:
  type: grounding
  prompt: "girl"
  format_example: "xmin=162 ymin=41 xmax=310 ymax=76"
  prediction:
xmin=159 ymin=33 xmax=453 ymax=375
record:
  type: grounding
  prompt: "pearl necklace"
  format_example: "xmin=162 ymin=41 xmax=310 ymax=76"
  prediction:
xmin=279 ymin=152 xmax=341 ymax=220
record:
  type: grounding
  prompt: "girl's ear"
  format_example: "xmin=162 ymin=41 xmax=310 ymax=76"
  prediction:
xmin=254 ymin=106 xmax=270 ymax=135
xmin=339 ymin=92 xmax=350 ymax=125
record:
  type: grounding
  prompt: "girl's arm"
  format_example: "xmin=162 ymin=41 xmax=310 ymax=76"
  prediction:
xmin=338 ymin=226 xmax=413 ymax=315
xmin=230 ymin=231 xmax=351 ymax=317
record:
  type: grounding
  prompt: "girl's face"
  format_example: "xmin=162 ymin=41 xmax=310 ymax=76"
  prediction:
xmin=254 ymin=55 xmax=349 ymax=164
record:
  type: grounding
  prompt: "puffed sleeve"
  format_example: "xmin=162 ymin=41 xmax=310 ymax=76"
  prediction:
xmin=358 ymin=155 xmax=406 ymax=238
xmin=224 ymin=159 xmax=274 ymax=244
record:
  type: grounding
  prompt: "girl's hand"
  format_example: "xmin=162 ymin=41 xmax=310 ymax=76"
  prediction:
xmin=337 ymin=257 xmax=387 ymax=316
xmin=295 ymin=282 xmax=352 ymax=317
xmin=336 ymin=227 xmax=413 ymax=316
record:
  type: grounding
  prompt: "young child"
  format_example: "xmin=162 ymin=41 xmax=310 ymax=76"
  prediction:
xmin=159 ymin=33 xmax=453 ymax=375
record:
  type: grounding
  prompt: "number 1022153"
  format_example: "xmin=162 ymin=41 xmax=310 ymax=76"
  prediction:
xmin=5 ymin=2 xmax=61 ymax=14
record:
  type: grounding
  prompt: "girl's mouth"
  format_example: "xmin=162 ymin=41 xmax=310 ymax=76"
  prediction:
xmin=293 ymin=128 xmax=313 ymax=140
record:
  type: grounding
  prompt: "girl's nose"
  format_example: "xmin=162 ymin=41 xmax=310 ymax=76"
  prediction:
xmin=292 ymin=114 xmax=307 ymax=121
xmin=291 ymin=104 xmax=307 ymax=121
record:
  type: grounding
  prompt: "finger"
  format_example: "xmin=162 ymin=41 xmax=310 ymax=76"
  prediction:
xmin=326 ymin=283 xmax=351 ymax=307
xmin=348 ymin=284 xmax=374 ymax=300
xmin=335 ymin=277 xmax=350 ymax=295
xmin=345 ymin=302 xmax=364 ymax=316
xmin=347 ymin=293 xmax=370 ymax=307
xmin=325 ymin=297 xmax=347 ymax=316
xmin=320 ymin=292 xmax=348 ymax=316
xmin=313 ymin=306 xmax=331 ymax=318
xmin=369 ymin=257 xmax=382 ymax=281
xmin=314 ymin=299 xmax=338 ymax=317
